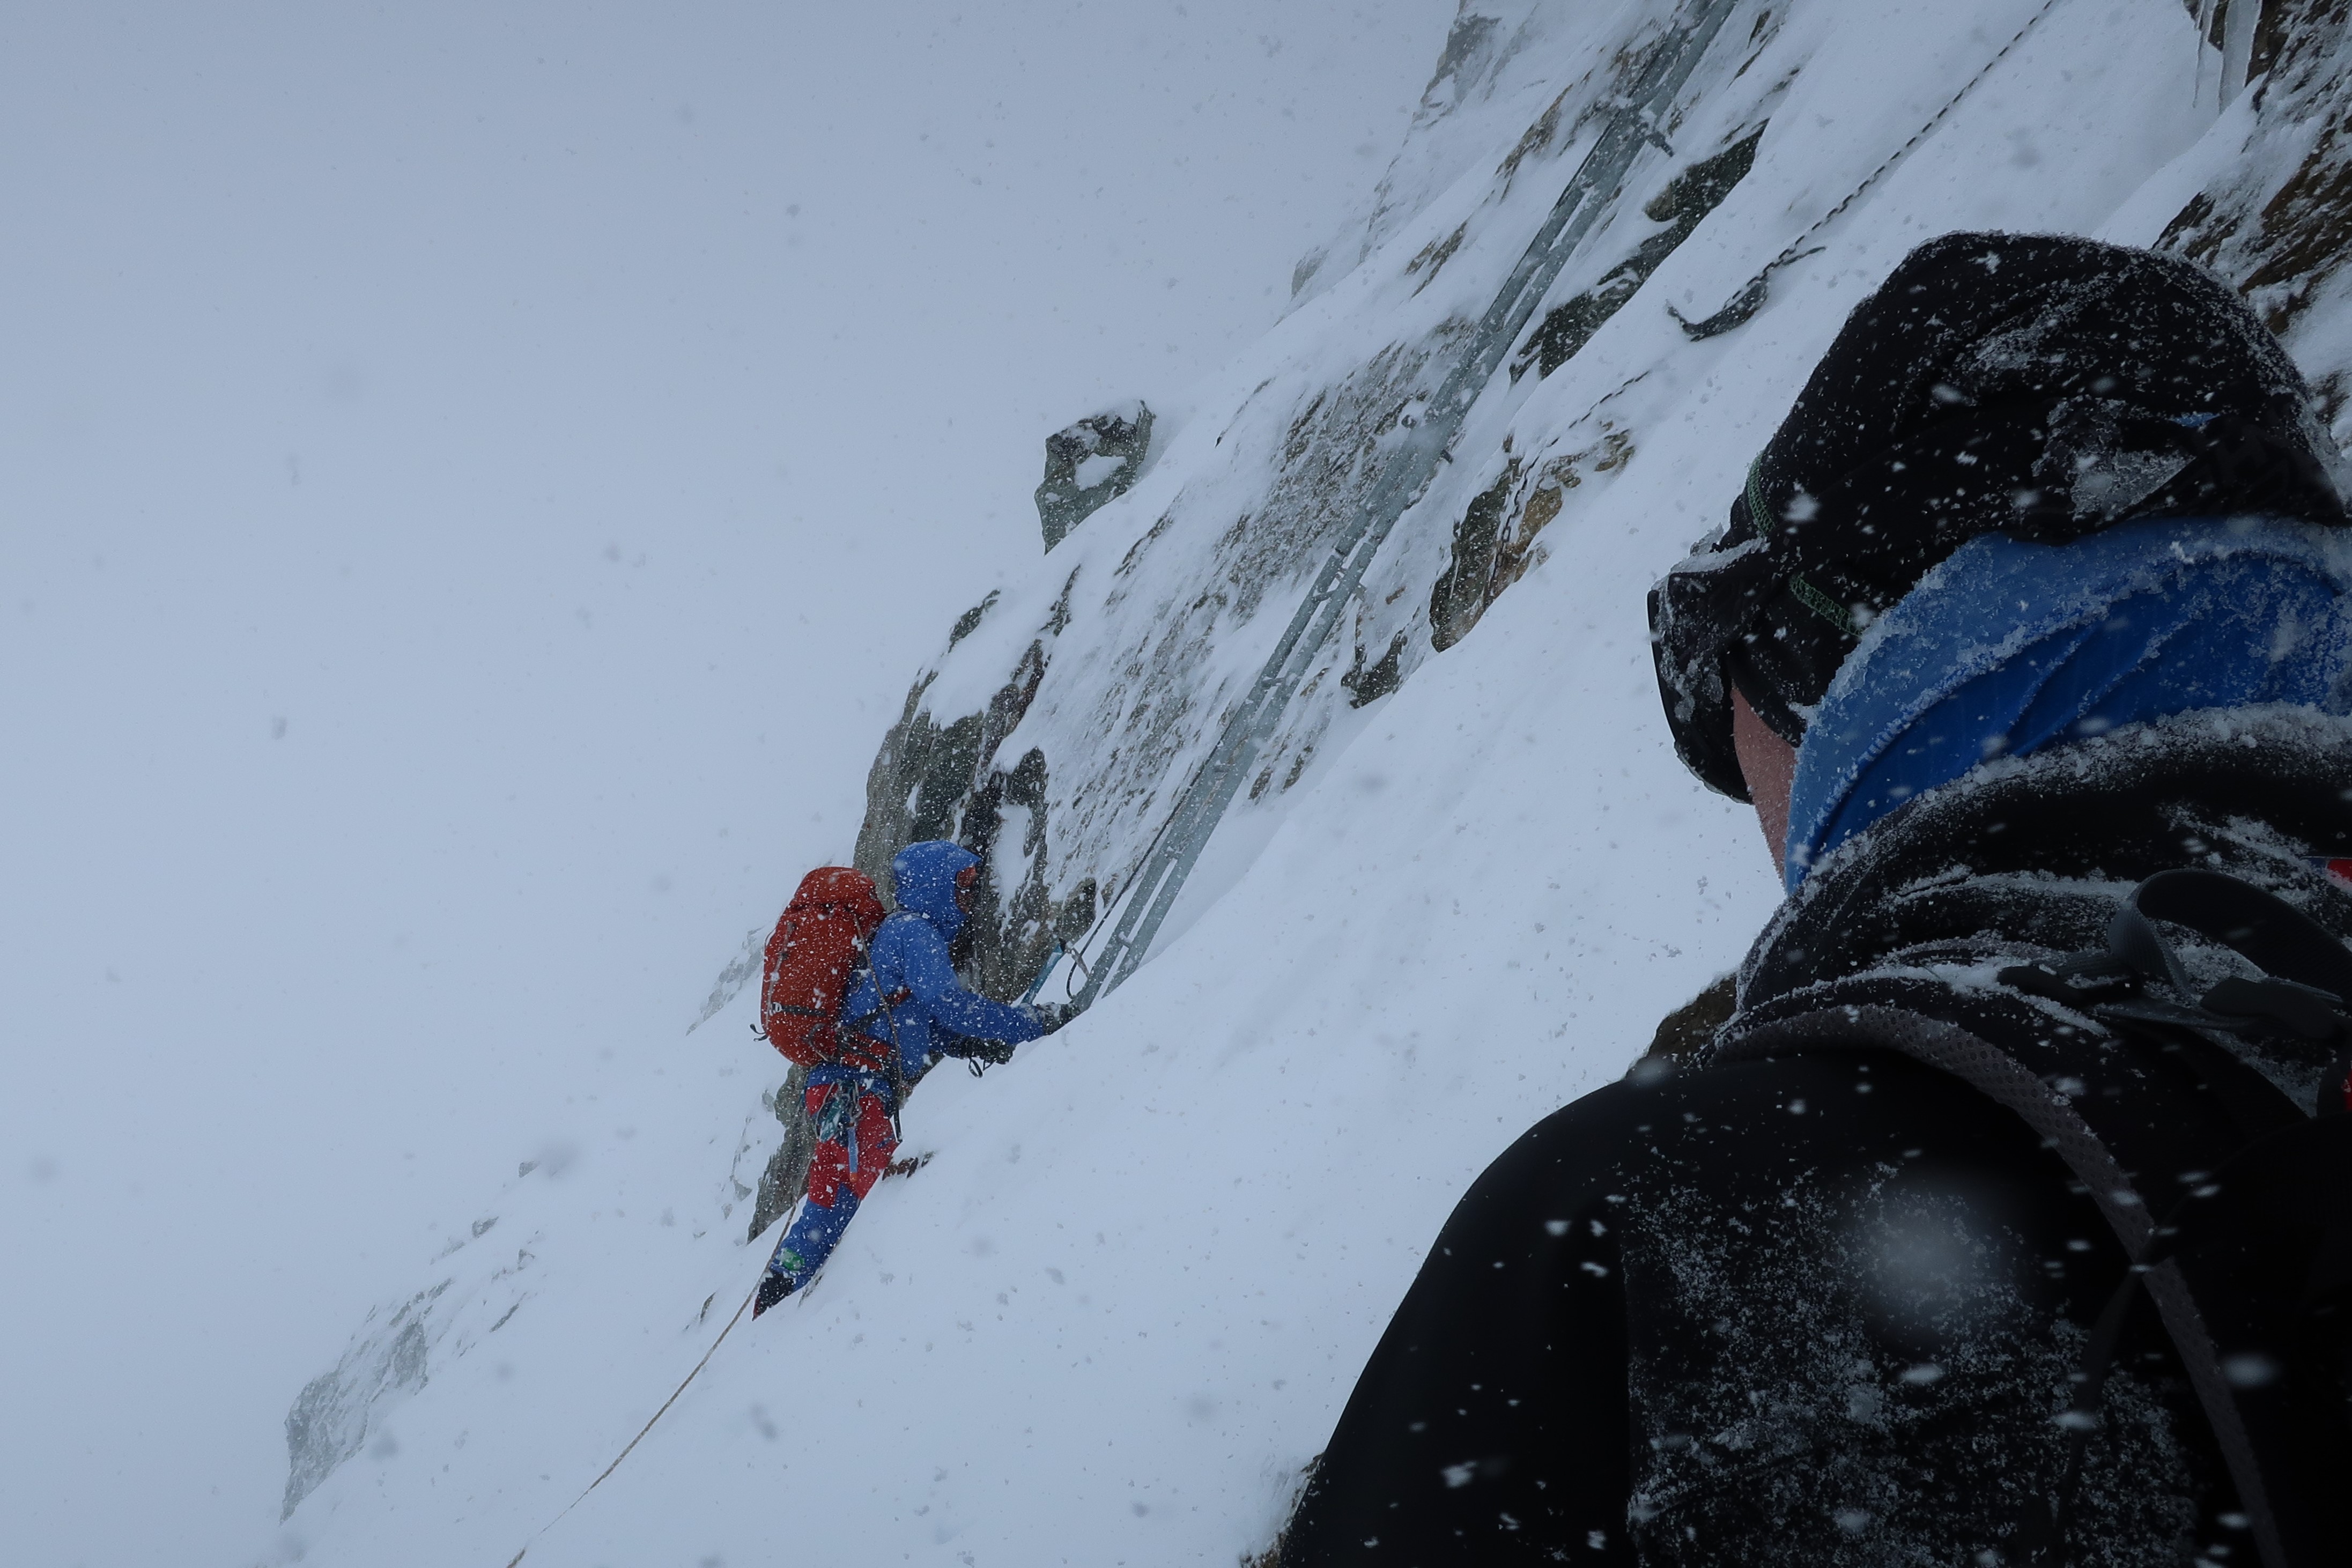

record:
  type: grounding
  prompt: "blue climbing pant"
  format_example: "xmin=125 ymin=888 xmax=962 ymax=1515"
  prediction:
xmin=768 ymin=1188 xmax=859 ymax=1285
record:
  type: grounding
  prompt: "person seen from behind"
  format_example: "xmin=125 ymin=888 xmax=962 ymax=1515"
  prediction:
xmin=1279 ymin=233 xmax=2352 ymax=1566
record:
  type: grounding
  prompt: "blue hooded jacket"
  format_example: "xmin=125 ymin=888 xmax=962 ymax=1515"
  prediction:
xmin=835 ymin=840 xmax=1042 ymax=1093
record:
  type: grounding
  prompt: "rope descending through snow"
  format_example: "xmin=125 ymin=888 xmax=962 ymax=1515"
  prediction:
xmin=1671 ymin=0 xmax=2068 ymax=339
xmin=500 ymin=1278 xmax=760 ymax=1567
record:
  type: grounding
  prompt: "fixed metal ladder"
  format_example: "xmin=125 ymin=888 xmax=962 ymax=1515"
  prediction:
xmin=1070 ymin=0 xmax=1744 ymax=1009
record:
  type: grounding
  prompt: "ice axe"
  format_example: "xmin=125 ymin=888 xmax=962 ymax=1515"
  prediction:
xmin=1020 ymin=941 xmax=1065 ymax=1005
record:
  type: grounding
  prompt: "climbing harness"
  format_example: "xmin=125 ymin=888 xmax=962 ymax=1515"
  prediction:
xmin=1671 ymin=0 xmax=2067 ymax=339
xmin=1068 ymin=0 xmax=1746 ymax=1012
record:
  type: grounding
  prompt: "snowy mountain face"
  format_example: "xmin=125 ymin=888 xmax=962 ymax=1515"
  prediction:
xmin=275 ymin=1 xmax=2352 ymax=1563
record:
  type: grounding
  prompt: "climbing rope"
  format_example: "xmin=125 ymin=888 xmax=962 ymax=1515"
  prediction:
xmin=1671 ymin=0 xmax=2069 ymax=338
xmin=501 ymin=1277 xmax=760 ymax=1567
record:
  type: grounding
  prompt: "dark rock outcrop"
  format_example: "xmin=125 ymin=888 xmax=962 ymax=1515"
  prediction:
xmin=853 ymin=578 xmax=1097 ymax=1004
xmin=1510 ymin=125 xmax=1763 ymax=383
xmin=2158 ymin=0 xmax=2352 ymax=442
xmin=282 ymin=1282 xmax=445 ymax=1518
xmin=1429 ymin=427 xmax=1634 ymax=651
xmin=1036 ymin=402 xmax=1154 ymax=551
xmin=746 ymin=1066 xmax=816 ymax=1243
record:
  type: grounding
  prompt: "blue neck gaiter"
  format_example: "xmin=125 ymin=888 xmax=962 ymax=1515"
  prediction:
xmin=1783 ymin=516 xmax=2352 ymax=892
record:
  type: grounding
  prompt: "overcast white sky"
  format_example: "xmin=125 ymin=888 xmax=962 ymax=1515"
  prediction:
xmin=0 ymin=4 xmax=1449 ymax=1562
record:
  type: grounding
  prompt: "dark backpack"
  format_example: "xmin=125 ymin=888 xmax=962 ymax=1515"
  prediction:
xmin=758 ymin=867 xmax=886 ymax=1069
xmin=1718 ymin=869 xmax=2352 ymax=1568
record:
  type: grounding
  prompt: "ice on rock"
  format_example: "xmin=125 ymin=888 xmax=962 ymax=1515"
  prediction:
xmin=280 ymin=1285 xmax=440 ymax=1518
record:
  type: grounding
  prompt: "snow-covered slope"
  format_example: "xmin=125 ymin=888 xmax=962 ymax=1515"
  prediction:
xmin=271 ymin=2 xmax=2352 ymax=1562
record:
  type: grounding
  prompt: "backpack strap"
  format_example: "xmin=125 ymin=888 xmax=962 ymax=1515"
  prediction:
xmin=834 ymin=950 xmax=914 ymax=1127
xmin=2135 ymin=868 xmax=2352 ymax=1003
xmin=1715 ymin=1004 xmax=2271 ymax=1552
xmin=837 ymin=988 xmax=913 ymax=1042
xmin=1996 ymin=868 xmax=2352 ymax=1119
xmin=1715 ymin=947 xmax=2352 ymax=1567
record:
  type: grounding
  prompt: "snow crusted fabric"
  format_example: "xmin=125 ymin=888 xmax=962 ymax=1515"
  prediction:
xmin=837 ymin=839 xmax=1041 ymax=1081
xmin=1783 ymin=516 xmax=2352 ymax=890
xmin=888 ymin=838 xmax=975 ymax=943
xmin=1647 ymin=232 xmax=2348 ymax=803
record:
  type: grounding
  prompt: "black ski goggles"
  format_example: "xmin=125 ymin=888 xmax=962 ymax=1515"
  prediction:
xmin=1647 ymin=487 xmax=1866 ymax=805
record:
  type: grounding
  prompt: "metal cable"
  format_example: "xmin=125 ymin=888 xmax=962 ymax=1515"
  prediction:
xmin=1070 ymin=0 xmax=1747 ymax=1009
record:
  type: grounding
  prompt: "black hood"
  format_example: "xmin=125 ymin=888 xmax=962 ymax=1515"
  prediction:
xmin=1651 ymin=232 xmax=2347 ymax=801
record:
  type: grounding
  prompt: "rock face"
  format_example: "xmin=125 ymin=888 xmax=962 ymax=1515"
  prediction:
xmin=835 ymin=9 xmax=1803 ymax=993
xmin=2156 ymin=0 xmax=2352 ymax=456
xmin=838 ymin=0 xmax=2352 ymax=1025
xmin=1428 ymin=422 xmax=1637 ymax=652
xmin=1508 ymin=126 xmax=1763 ymax=384
xmin=277 ymin=1173 xmax=564 ymax=1517
xmin=852 ymin=576 xmax=1098 ymax=1002
xmin=1034 ymin=402 xmax=1154 ymax=552
xmin=281 ymin=1284 xmax=441 ymax=1518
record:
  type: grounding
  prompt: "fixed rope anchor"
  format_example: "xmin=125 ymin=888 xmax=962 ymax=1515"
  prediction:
xmin=1672 ymin=0 xmax=2065 ymax=341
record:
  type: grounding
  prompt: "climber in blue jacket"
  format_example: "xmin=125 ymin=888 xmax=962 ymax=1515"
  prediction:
xmin=756 ymin=839 xmax=1063 ymax=1312
xmin=845 ymin=839 xmax=1055 ymax=1078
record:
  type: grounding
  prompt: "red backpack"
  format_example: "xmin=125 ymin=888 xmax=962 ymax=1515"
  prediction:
xmin=758 ymin=867 xmax=887 ymax=1069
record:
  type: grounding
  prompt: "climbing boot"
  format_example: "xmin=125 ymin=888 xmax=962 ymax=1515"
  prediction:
xmin=753 ymin=1268 xmax=797 ymax=1316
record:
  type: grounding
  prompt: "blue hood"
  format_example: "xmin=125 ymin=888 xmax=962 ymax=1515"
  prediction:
xmin=1785 ymin=515 xmax=2352 ymax=891
xmin=891 ymin=840 xmax=978 ymax=940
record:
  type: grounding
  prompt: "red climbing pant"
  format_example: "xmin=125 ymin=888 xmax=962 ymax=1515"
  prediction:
xmin=802 ymin=1081 xmax=897 ymax=1208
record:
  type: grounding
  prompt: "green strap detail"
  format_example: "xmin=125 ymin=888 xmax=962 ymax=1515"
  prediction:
xmin=1786 ymin=573 xmax=1857 ymax=635
xmin=1743 ymin=455 xmax=1772 ymax=533
xmin=1747 ymin=455 xmax=1855 ymax=636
